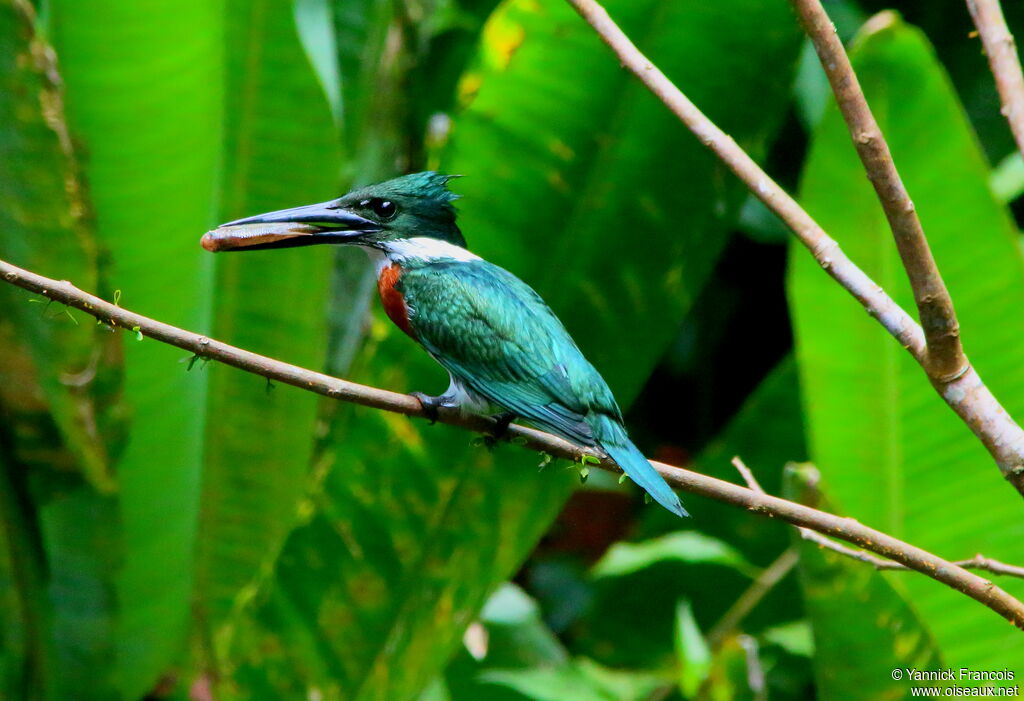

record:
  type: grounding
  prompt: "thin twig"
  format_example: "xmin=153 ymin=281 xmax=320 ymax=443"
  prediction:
xmin=563 ymin=0 xmax=1024 ymax=497
xmin=730 ymin=458 xmax=765 ymax=495
xmin=948 ymin=554 xmax=1024 ymax=578
xmin=2 ymin=258 xmax=1023 ymax=630
xmin=706 ymin=548 xmax=800 ymax=647
xmin=968 ymin=0 xmax=1024 ymax=160
xmin=730 ymin=457 xmax=1024 ymax=580
xmin=792 ymin=4 xmax=965 ymax=382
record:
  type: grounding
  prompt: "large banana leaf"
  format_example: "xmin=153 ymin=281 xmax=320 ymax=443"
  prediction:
xmin=789 ymin=14 xmax=1024 ymax=669
xmin=47 ymin=1 xmax=224 ymax=696
xmin=0 ymin=0 xmax=116 ymax=491
xmin=0 ymin=4 xmax=123 ymax=699
xmin=226 ymin=1 xmax=802 ymax=698
xmin=195 ymin=0 xmax=342 ymax=641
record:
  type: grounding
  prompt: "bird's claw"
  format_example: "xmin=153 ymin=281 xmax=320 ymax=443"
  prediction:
xmin=481 ymin=412 xmax=515 ymax=450
xmin=411 ymin=392 xmax=440 ymax=425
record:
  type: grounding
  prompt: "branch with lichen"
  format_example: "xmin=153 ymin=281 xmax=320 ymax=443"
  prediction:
xmin=731 ymin=458 xmax=1024 ymax=580
xmin=967 ymin=0 xmax=1024 ymax=161
xmin=2 ymin=257 xmax=1023 ymax=629
xmin=563 ymin=0 xmax=1024 ymax=499
xmin=792 ymin=3 xmax=964 ymax=381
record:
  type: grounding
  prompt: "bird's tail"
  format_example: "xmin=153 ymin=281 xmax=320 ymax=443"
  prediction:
xmin=590 ymin=414 xmax=689 ymax=517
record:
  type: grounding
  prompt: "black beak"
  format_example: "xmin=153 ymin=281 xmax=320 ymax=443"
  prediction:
xmin=201 ymin=201 xmax=381 ymax=252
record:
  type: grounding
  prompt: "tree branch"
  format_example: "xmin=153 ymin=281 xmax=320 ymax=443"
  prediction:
xmin=707 ymin=547 xmax=800 ymax=647
xmin=792 ymin=4 xmax=965 ymax=381
xmin=562 ymin=0 xmax=921 ymax=362
xmin=968 ymin=0 xmax=1024 ymax=161
xmin=563 ymin=0 xmax=1024 ymax=497
xmin=2 ymin=257 xmax=1023 ymax=629
xmin=731 ymin=457 xmax=1024 ymax=580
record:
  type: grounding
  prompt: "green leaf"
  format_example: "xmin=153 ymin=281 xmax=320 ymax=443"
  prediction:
xmin=789 ymin=13 xmax=1024 ymax=668
xmin=592 ymin=532 xmax=756 ymax=579
xmin=990 ymin=151 xmax=1024 ymax=204
xmin=231 ymin=433 xmax=575 ymax=700
xmin=578 ymin=531 xmax=763 ymax=671
xmin=443 ymin=584 xmax=568 ymax=701
xmin=195 ymin=0 xmax=341 ymax=644
xmin=482 ymin=658 xmax=663 ymax=701
xmin=37 ymin=486 xmax=122 ymax=700
xmin=759 ymin=620 xmax=813 ymax=658
xmin=418 ymin=677 xmax=452 ymax=701
xmin=477 ymin=584 xmax=569 ymax=667
xmin=0 ymin=6 xmax=127 ymax=700
xmin=785 ymin=464 xmax=943 ymax=700
xmin=0 ymin=0 xmax=116 ymax=491
xmin=294 ymin=0 xmax=343 ymax=125
xmin=674 ymin=600 xmax=711 ymax=698
xmin=48 ymin=0 xmax=224 ymax=696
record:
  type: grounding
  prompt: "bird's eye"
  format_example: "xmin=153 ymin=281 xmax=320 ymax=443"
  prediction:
xmin=368 ymin=198 xmax=397 ymax=220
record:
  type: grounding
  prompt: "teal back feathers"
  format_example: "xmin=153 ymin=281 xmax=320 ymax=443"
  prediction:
xmin=395 ymin=258 xmax=689 ymax=517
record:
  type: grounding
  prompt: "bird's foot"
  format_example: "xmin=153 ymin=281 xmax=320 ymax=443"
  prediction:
xmin=481 ymin=412 xmax=516 ymax=450
xmin=411 ymin=391 xmax=442 ymax=425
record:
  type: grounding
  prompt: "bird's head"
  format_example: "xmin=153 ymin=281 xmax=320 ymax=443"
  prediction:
xmin=201 ymin=171 xmax=465 ymax=253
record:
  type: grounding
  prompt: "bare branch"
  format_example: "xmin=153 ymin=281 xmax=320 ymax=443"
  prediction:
xmin=562 ymin=0 xmax=1024 ymax=496
xmin=792 ymin=5 xmax=965 ymax=381
xmin=730 ymin=456 xmax=765 ymax=495
xmin=563 ymin=0 xmax=923 ymax=360
xmin=968 ymin=0 xmax=1024 ymax=160
xmin=707 ymin=548 xmax=800 ymax=646
xmin=949 ymin=554 xmax=1024 ymax=578
xmin=731 ymin=457 xmax=1024 ymax=581
xmin=2 ymin=258 xmax=1023 ymax=629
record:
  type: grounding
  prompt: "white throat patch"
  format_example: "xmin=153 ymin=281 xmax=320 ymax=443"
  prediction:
xmin=380 ymin=237 xmax=481 ymax=266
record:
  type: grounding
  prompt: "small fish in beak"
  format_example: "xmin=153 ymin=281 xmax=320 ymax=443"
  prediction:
xmin=200 ymin=222 xmax=325 ymax=252
xmin=200 ymin=200 xmax=383 ymax=252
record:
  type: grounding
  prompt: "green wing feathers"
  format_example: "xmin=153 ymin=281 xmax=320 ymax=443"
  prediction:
xmin=401 ymin=260 xmax=614 ymax=442
xmin=399 ymin=259 xmax=687 ymax=516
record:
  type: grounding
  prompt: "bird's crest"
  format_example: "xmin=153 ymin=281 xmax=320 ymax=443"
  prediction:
xmin=348 ymin=171 xmax=461 ymax=204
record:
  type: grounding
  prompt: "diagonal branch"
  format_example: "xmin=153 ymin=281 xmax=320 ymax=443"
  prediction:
xmin=792 ymin=4 xmax=965 ymax=382
xmin=706 ymin=547 xmax=800 ymax=646
xmin=1 ymin=257 xmax=1023 ymax=629
xmin=968 ymin=0 xmax=1024 ymax=161
xmin=732 ymin=458 xmax=1024 ymax=580
xmin=563 ymin=0 xmax=922 ymax=361
xmin=798 ymin=528 xmax=1024 ymax=578
xmin=563 ymin=0 xmax=1024 ymax=497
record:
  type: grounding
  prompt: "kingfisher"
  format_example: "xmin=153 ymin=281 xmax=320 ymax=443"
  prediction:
xmin=201 ymin=172 xmax=687 ymax=517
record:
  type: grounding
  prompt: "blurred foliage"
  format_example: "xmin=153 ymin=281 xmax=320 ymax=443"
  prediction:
xmin=0 ymin=0 xmax=1023 ymax=700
